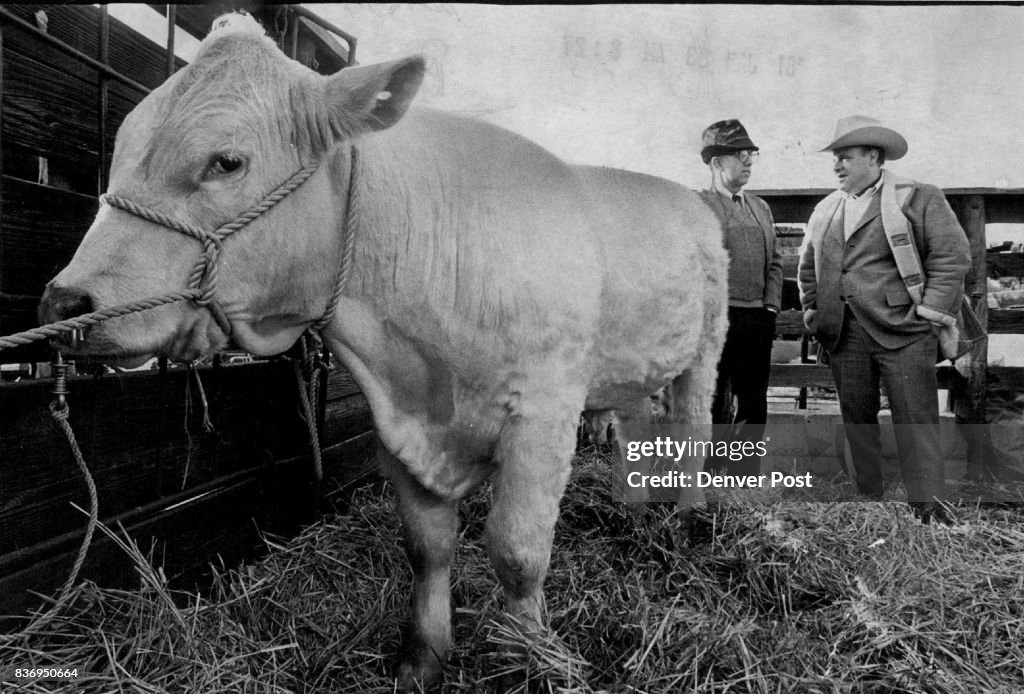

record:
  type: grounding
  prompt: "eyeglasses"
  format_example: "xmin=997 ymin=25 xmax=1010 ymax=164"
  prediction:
xmin=727 ymin=150 xmax=759 ymax=164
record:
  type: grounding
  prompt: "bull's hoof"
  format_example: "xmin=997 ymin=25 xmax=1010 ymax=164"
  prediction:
xmin=394 ymin=644 xmax=444 ymax=692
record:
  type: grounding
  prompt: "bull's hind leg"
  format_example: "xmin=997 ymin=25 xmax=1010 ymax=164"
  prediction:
xmin=613 ymin=402 xmax=666 ymax=503
xmin=486 ymin=408 xmax=577 ymax=636
xmin=664 ymin=366 xmax=716 ymax=510
xmin=666 ymin=258 xmax=727 ymax=512
xmin=383 ymin=451 xmax=459 ymax=690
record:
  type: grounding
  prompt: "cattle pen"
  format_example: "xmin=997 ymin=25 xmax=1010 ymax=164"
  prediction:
xmin=1 ymin=4 xmax=1024 ymax=693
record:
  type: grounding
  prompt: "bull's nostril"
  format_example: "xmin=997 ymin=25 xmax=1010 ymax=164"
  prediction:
xmin=39 ymin=285 xmax=96 ymax=324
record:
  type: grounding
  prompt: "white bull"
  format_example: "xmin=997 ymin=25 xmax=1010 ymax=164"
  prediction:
xmin=38 ymin=15 xmax=726 ymax=690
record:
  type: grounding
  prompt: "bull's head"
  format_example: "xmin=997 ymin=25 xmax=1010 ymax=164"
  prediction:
xmin=39 ymin=13 xmax=424 ymax=365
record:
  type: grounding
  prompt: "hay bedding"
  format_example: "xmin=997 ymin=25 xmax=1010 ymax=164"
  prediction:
xmin=3 ymin=452 xmax=1024 ymax=694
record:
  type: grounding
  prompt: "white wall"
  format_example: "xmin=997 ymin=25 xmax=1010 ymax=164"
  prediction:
xmin=313 ymin=3 xmax=1024 ymax=191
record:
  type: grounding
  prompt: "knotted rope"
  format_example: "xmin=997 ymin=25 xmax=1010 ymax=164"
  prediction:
xmin=290 ymin=149 xmax=360 ymax=483
xmin=0 ymin=292 xmax=199 ymax=350
xmin=100 ymin=161 xmax=322 ymax=335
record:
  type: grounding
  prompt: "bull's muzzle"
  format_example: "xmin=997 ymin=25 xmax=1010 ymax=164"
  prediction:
xmin=39 ymin=284 xmax=95 ymax=325
xmin=39 ymin=284 xmax=97 ymax=350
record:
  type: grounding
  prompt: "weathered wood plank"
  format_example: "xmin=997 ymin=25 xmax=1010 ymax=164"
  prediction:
xmin=771 ymin=362 xmax=1023 ymax=391
xmin=323 ymin=392 xmax=373 ymax=444
xmin=988 ymin=309 xmax=1024 ymax=334
xmin=2 ymin=24 xmax=101 ymax=166
xmin=749 ymin=190 xmax=826 ymax=224
xmin=772 ymin=243 xmax=1021 ymax=285
xmin=326 ymin=366 xmax=363 ymax=401
xmin=982 ymin=193 xmax=1024 ymax=225
xmin=775 ymin=309 xmax=810 ymax=337
xmin=0 ymin=176 xmax=97 ymax=303
xmin=1 ymin=5 xmax=173 ymax=198
xmin=988 ymin=252 xmax=1024 ymax=278
xmin=0 ymin=451 xmax=315 ymax=627
xmin=320 ymin=431 xmax=380 ymax=505
xmin=770 ymin=363 xmax=831 ymax=389
xmin=0 ymin=361 xmax=314 ymax=555
xmin=4 ymin=4 xmax=182 ymax=91
xmin=0 ymin=429 xmax=376 ymax=626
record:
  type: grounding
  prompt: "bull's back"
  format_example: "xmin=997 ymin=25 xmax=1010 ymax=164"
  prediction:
xmin=572 ymin=165 xmax=727 ymax=404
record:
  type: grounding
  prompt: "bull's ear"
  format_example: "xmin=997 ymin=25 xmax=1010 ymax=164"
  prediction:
xmin=325 ymin=55 xmax=425 ymax=134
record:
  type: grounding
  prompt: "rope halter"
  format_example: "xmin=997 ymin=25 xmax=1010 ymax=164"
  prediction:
xmin=98 ymin=150 xmax=355 ymax=337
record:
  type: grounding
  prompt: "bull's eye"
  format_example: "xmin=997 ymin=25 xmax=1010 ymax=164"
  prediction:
xmin=207 ymin=153 xmax=247 ymax=178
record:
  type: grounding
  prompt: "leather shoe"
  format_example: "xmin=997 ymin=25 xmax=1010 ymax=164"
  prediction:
xmin=909 ymin=501 xmax=956 ymax=526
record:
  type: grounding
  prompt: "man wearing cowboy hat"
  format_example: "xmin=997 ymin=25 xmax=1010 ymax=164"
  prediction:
xmin=798 ymin=115 xmax=970 ymax=524
xmin=699 ymin=119 xmax=783 ymax=476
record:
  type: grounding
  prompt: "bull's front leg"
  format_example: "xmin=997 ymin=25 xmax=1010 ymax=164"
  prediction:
xmin=383 ymin=449 xmax=459 ymax=691
xmin=485 ymin=407 xmax=576 ymax=665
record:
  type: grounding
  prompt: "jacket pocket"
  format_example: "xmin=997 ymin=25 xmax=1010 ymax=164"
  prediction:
xmin=885 ymin=287 xmax=913 ymax=307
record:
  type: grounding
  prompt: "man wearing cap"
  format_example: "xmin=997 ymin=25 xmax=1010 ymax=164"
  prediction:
xmin=699 ymin=119 xmax=783 ymax=476
xmin=798 ymin=115 xmax=970 ymax=524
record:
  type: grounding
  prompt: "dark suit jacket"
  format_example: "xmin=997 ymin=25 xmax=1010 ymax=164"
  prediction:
xmin=798 ymin=180 xmax=971 ymax=351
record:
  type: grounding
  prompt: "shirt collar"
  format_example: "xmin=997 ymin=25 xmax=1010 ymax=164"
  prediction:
xmin=844 ymin=171 xmax=884 ymax=200
xmin=715 ymin=187 xmax=744 ymax=203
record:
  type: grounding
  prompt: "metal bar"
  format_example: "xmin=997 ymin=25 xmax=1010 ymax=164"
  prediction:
xmin=288 ymin=9 xmax=298 ymax=60
xmin=1 ymin=174 xmax=99 ymax=204
xmin=0 ymin=292 xmax=43 ymax=303
xmin=0 ymin=6 xmax=150 ymax=95
xmin=290 ymin=4 xmax=357 ymax=63
xmin=97 ymin=5 xmax=110 ymax=194
xmin=165 ymin=4 xmax=176 ymax=77
xmin=798 ymin=336 xmax=809 ymax=410
xmin=0 ymin=26 xmax=5 ymax=316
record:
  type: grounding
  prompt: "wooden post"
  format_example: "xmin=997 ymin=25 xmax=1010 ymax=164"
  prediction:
xmin=165 ymin=5 xmax=176 ymax=78
xmin=289 ymin=11 xmax=299 ymax=60
xmin=950 ymin=194 xmax=997 ymax=477
xmin=97 ymin=6 xmax=109 ymax=195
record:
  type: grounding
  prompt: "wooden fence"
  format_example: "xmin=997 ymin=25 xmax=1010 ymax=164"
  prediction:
xmin=0 ymin=4 xmax=373 ymax=626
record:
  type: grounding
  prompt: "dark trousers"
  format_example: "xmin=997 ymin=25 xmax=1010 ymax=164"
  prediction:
xmin=708 ymin=306 xmax=776 ymax=475
xmin=828 ymin=311 xmax=944 ymax=503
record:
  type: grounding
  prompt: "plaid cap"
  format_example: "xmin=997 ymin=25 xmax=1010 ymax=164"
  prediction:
xmin=701 ymin=119 xmax=759 ymax=164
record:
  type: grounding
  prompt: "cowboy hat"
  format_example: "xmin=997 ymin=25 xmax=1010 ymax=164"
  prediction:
xmin=821 ymin=115 xmax=908 ymax=160
xmin=701 ymin=119 xmax=758 ymax=164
